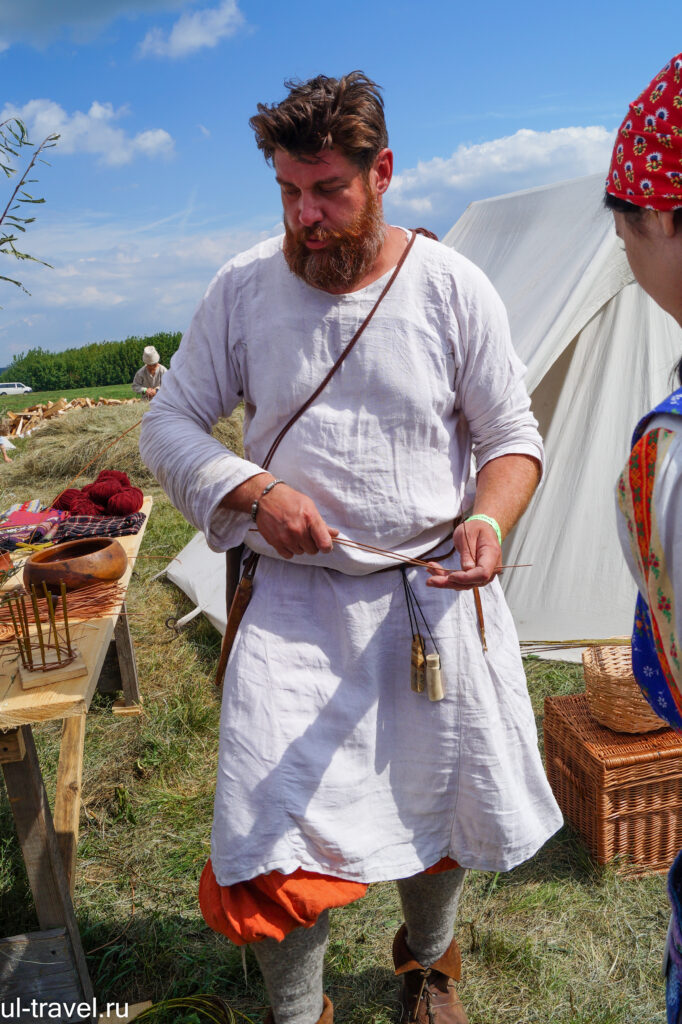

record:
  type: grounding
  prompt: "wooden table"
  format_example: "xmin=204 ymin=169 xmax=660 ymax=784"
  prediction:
xmin=0 ymin=498 xmax=151 ymax=1023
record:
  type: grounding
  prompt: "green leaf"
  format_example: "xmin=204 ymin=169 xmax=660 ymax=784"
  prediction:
xmin=0 ymin=273 xmax=29 ymax=292
xmin=0 ymin=122 xmax=58 ymax=295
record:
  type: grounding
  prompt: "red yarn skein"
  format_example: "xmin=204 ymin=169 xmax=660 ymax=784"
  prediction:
xmin=107 ymin=487 xmax=144 ymax=515
xmin=70 ymin=496 xmax=103 ymax=517
xmin=87 ymin=479 xmax=123 ymax=506
xmin=52 ymin=488 xmax=81 ymax=511
xmin=97 ymin=470 xmax=131 ymax=488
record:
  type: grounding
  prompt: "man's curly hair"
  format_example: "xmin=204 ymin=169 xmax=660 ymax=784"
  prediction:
xmin=250 ymin=71 xmax=388 ymax=172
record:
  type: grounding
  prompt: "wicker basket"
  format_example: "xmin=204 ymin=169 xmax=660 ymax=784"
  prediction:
xmin=544 ymin=693 xmax=682 ymax=875
xmin=582 ymin=644 xmax=665 ymax=734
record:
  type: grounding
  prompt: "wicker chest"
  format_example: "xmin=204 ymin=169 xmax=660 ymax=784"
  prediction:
xmin=544 ymin=693 xmax=682 ymax=875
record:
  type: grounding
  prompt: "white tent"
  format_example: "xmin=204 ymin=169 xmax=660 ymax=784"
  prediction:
xmin=164 ymin=529 xmax=227 ymax=634
xmin=163 ymin=173 xmax=682 ymax=649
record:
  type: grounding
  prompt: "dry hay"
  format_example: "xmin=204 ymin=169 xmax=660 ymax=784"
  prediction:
xmin=0 ymin=394 xmax=142 ymax=440
xmin=0 ymin=403 xmax=244 ymax=503
xmin=212 ymin=408 xmax=244 ymax=456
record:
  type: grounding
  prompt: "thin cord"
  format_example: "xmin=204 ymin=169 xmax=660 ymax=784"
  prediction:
xmin=401 ymin=567 xmax=419 ymax=638
xmin=401 ymin=566 xmax=439 ymax=656
xmin=401 ymin=567 xmax=426 ymax=666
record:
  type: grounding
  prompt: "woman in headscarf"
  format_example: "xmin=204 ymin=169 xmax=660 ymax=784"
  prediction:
xmin=605 ymin=53 xmax=682 ymax=1024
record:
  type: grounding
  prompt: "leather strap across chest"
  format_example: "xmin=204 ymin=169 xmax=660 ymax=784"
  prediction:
xmin=215 ymin=228 xmax=420 ymax=685
xmin=259 ymin=228 xmax=418 ymax=472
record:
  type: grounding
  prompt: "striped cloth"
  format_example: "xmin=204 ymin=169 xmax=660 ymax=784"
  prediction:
xmin=54 ymin=512 xmax=146 ymax=541
xmin=2 ymin=499 xmax=42 ymax=517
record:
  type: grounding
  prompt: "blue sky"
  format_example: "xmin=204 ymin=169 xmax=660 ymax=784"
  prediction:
xmin=0 ymin=0 xmax=675 ymax=359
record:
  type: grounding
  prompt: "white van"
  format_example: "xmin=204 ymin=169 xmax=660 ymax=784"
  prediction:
xmin=0 ymin=382 xmax=33 ymax=396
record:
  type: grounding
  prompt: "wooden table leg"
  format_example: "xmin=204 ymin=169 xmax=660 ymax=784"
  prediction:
xmin=1 ymin=725 xmax=94 ymax=1006
xmin=54 ymin=712 xmax=87 ymax=896
xmin=113 ymin=601 xmax=141 ymax=707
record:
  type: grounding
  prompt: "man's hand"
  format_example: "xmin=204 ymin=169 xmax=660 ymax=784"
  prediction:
xmin=146 ymin=387 xmax=157 ymax=398
xmin=426 ymin=519 xmax=501 ymax=591
xmin=256 ymin=483 xmax=338 ymax=558
xmin=425 ymin=453 xmax=541 ymax=591
xmin=220 ymin=474 xmax=338 ymax=559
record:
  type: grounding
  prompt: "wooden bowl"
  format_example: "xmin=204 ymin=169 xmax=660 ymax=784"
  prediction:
xmin=23 ymin=537 xmax=128 ymax=593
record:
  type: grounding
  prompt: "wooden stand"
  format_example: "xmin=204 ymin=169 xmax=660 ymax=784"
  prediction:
xmin=0 ymin=929 xmax=91 ymax=1022
xmin=0 ymin=726 xmax=95 ymax=1021
xmin=0 ymin=498 xmax=151 ymax=1021
xmin=96 ymin=602 xmax=142 ymax=715
xmin=0 ymin=600 xmax=143 ymax=1019
xmin=19 ymin=651 xmax=88 ymax=689
xmin=54 ymin=714 xmax=87 ymax=894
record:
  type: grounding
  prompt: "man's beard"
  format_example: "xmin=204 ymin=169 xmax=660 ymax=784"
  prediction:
xmin=283 ymin=187 xmax=386 ymax=291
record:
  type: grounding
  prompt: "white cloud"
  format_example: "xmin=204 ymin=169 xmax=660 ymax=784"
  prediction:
xmin=132 ymin=128 xmax=175 ymax=158
xmin=44 ymin=283 xmax=128 ymax=309
xmin=0 ymin=99 xmax=174 ymax=166
xmin=140 ymin=0 xmax=243 ymax=57
xmin=388 ymin=125 xmax=615 ymax=232
xmin=0 ymin=123 xmax=619 ymax=357
xmin=0 ymin=207 xmax=280 ymax=355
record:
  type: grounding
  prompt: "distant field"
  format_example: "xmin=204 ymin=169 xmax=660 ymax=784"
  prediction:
xmin=0 ymin=383 xmax=136 ymax=413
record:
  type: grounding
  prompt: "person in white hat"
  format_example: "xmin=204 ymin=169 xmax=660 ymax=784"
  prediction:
xmin=132 ymin=345 xmax=167 ymax=400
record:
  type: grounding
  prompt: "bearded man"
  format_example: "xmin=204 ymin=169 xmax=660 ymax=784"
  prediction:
xmin=140 ymin=72 xmax=562 ymax=1024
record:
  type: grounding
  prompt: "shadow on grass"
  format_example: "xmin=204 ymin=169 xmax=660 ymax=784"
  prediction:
xmin=503 ymin=824 xmax=604 ymax=885
xmin=499 ymin=820 xmax=671 ymax=890
xmin=80 ymin=907 xmax=401 ymax=1024
xmin=0 ymin=788 xmax=39 ymax=935
xmin=326 ymin=966 xmax=395 ymax=1024
xmin=81 ymin=911 xmax=264 ymax=1018
xmin=0 ymin=885 xmax=659 ymax=1024
xmin=81 ymin=905 xmax=650 ymax=1024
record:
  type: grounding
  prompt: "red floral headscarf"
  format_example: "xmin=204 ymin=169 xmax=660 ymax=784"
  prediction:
xmin=606 ymin=54 xmax=682 ymax=211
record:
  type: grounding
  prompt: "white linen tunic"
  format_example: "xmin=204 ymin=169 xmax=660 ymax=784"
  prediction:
xmin=140 ymin=232 xmax=563 ymax=886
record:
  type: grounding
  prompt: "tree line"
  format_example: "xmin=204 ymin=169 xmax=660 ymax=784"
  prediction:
xmin=0 ymin=332 xmax=182 ymax=390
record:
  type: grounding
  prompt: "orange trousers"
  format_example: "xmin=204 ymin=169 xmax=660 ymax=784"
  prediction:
xmin=199 ymin=856 xmax=460 ymax=945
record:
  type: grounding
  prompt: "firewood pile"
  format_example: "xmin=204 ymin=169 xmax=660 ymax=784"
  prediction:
xmin=1 ymin=395 xmax=141 ymax=439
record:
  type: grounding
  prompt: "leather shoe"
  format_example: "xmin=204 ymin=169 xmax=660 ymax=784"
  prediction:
xmin=393 ymin=924 xmax=469 ymax=1024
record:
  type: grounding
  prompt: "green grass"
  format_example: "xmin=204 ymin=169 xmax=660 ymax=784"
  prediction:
xmin=0 ymin=413 xmax=670 ymax=1024
xmin=0 ymin=382 xmax=136 ymax=414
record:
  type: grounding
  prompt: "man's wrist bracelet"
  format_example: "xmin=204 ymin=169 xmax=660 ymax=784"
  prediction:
xmin=466 ymin=513 xmax=502 ymax=546
xmin=250 ymin=479 xmax=286 ymax=522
